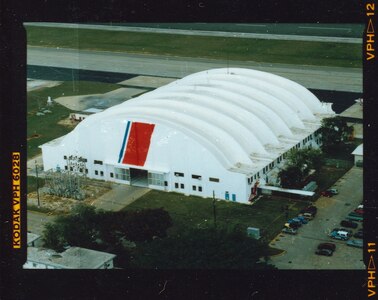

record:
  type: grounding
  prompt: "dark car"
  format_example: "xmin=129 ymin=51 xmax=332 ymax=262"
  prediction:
xmin=340 ymin=220 xmax=358 ymax=229
xmin=354 ymin=231 xmax=363 ymax=239
xmin=300 ymin=205 xmax=317 ymax=215
xmin=318 ymin=242 xmax=336 ymax=252
xmin=321 ymin=190 xmax=333 ymax=197
xmin=315 ymin=248 xmax=333 ymax=256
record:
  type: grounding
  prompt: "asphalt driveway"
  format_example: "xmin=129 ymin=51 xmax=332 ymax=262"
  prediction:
xmin=269 ymin=166 xmax=364 ymax=269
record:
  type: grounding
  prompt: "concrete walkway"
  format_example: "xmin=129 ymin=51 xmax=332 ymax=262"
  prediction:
xmin=89 ymin=183 xmax=150 ymax=211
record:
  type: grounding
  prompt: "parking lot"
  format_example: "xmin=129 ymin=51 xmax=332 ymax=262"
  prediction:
xmin=269 ymin=166 xmax=364 ymax=269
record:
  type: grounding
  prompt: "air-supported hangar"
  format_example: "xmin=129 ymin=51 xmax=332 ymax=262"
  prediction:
xmin=41 ymin=68 xmax=335 ymax=203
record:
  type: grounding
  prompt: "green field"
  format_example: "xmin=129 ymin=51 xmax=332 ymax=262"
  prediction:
xmin=26 ymin=26 xmax=362 ymax=68
xmin=27 ymin=81 xmax=121 ymax=159
xmin=123 ymin=190 xmax=309 ymax=243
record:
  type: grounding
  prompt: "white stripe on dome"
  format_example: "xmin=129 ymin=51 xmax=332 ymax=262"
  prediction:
xmin=124 ymin=99 xmax=269 ymax=154
xmin=176 ymin=73 xmax=316 ymax=120
xmin=182 ymin=68 xmax=328 ymax=114
xmin=129 ymin=91 xmax=282 ymax=145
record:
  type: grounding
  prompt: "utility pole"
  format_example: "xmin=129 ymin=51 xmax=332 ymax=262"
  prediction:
xmin=35 ymin=160 xmax=40 ymax=207
xmin=212 ymin=190 xmax=217 ymax=229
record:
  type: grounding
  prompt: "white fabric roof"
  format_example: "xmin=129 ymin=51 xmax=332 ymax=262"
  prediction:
xmin=352 ymin=144 xmax=363 ymax=156
xmin=73 ymin=68 xmax=335 ymax=171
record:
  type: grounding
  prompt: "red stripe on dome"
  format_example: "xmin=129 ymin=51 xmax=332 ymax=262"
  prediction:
xmin=122 ymin=122 xmax=155 ymax=166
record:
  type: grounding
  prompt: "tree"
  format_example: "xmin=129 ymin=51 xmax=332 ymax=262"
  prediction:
xmin=320 ymin=116 xmax=353 ymax=153
xmin=278 ymin=165 xmax=304 ymax=189
xmin=279 ymin=148 xmax=323 ymax=188
xmin=132 ymin=226 xmax=276 ymax=269
xmin=42 ymin=204 xmax=173 ymax=253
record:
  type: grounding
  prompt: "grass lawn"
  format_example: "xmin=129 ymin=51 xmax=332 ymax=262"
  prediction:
xmin=314 ymin=139 xmax=361 ymax=192
xmin=26 ymin=26 xmax=362 ymax=68
xmin=27 ymin=81 xmax=121 ymax=159
xmin=123 ymin=190 xmax=309 ymax=243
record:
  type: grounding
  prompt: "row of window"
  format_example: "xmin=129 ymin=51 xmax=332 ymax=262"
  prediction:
xmin=174 ymin=183 xmax=203 ymax=192
xmin=174 ymin=172 xmax=220 ymax=182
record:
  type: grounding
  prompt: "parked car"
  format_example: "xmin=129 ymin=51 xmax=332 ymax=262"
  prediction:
xmin=285 ymin=222 xmax=300 ymax=229
xmin=318 ymin=242 xmax=336 ymax=252
xmin=347 ymin=214 xmax=363 ymax=222
xmin=354 ymin=231 xmax=363 ymax=239
xmin=295 ymin=215 xmax=309 ymax=224
xmin=332 ymin=228 xmax=353 ymax=235
xmin=300 ymin=212 xmax=314 ymax=220
xmin=321 ymin=189 xmax=338 ymax=197
xmin=330 ymin=230 xmax=350 ymax=241
xmin=346 ymin=239 xmax=363 ymax=248
xmin=340 ymin=220 xmax=358 ymax=229
xmin=357 ymin=204 xmax=363 ymax=209
xmin=287 ymin=219 xmax=302 ymax=227
xmin=300 ymin=205 xmax=317 ymax=215
xmin=315 ymin=248 xmax=333 ymax=256
xmin=353 ymin=209 xmax=364 ymax=215
xmin=282 ymin=227 xmax=298 ymax=235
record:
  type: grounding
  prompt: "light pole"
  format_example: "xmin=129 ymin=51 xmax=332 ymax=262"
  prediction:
xmin=212 ymin=190 xmax=217 ymax=229
xmin=35 ymin=160 xmax=40 ymax=207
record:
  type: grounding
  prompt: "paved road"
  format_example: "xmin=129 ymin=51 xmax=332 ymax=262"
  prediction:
xmin=27 ymin=210 xmax=55 ymax=236
xmin=269 ymin=166 xmax=364 ymax=269
xmin=24 ymin=22 xmax=362 ymax=44
xmin=28 ymin=46 xmax=362 ymax=92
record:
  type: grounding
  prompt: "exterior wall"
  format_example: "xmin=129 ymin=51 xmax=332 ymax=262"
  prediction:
xmin=23 ymin=260 xmax=60 ymax=269
xmin=354 ymin=154 xmax=363 ymax=165
xmin=42 ymin=118 xmax=249 ymax=202
xmin=41 ymin=117 xmax=322 ymax=204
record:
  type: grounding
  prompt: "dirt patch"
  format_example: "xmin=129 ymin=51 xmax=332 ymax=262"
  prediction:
xmin=27 ymin=183 xmax=111 ymax=214
xmin=57 ymin=117 xmax=79 ymax=129
xmin=27 ymin=134 xmax=42 ymax=141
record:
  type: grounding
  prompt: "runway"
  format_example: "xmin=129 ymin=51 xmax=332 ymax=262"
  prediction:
xmin=28 ymin=46 xmax=362 ymax=92
xmin=24 ymin=22 xmax=362 ymax=44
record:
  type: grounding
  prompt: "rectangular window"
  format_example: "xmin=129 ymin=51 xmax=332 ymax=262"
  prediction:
xmin=85 ymin=169 xmax=88 ymax=174
xmin=209 ymin=177 xmax=220 ymax=182
xmin=174 ymin=172 xmax=184 ymax=177
xmin=148 ymin=172 xmax=164 ymax=186
xmin=114 ymin=168 xmax=130 ymax=181
xmin=192 ymin=185 xmax=197 ymax=191
xmin=248 ymin=178 xmax=251 ymax=185
xmin=198 ymin=186 xmax=202 ymax=192
xmin=110 ymin=172 xmax=114 ymax=178
xmin=70 ymin=167 xmax=73 ymax=171
xmin=79 ymin=168 xmax=83 ymax=173
xmin=192 ymin=174 xmax=202 ymax=180
xmin=263 ymin=169 xmax=265 ymax=174
xmin=175 ymin=183 xmax=179 ymax=188
xmin=180 ymin=183 xmax=185 ymax=189
xmin=64 ymin=155 xmax=67 ymax=159
xmin=95 ymin=170 xmax=98 ymax=175
xmin=100 ymin=171 xmax=104 ymax=176
xmin=81 ymin=158 xmax=88 ymax=162
xmin=65 ymin=166 xmax=68 ymax=170
xmin=94 ymin=160 xmax=103 ymax=165
xmin=164 ymin=181 xmax=168 ymax=187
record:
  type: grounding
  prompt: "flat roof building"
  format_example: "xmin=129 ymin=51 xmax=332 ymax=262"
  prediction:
xmin=24 ymin=247 xmax=116 ymax=269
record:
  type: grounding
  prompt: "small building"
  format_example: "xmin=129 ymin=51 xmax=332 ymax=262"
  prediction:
xmin=24 ymin=246 xmax=116 ymax=269
xmin=352 ymin=144 xmax=363 ymax=167
xmin=27 ymin=232 xmax=41 ymax=247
